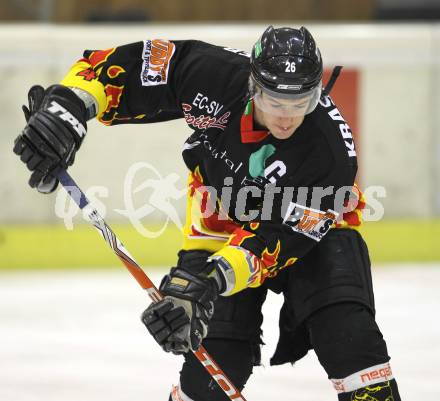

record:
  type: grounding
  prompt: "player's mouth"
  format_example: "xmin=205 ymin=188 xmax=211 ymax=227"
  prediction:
xmin=276 ymin=125 xmax=293 ymax=132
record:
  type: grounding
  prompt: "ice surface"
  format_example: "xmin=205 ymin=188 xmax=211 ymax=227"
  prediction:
xmin=0 ymin=264 xmax=438 ymax=400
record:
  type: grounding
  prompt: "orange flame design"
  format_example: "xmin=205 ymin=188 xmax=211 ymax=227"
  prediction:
xmin=249 ymin=222 xmax=260 ymax=231
xmin=337 ymin=183 xmax=366 ymax=228
xmin=280 ymin=257 xmax=297 ymax=269
xmin=189 ymin=166 xmax=204 ymax=194
xmin=99 ymin=84 xmax=124 ymax=125
xmin=227 ymin=228 xmax=256 ymax=247
xmin=260 ymin=240 xmax=281 ymax=271
xmin=189 ymin=166 xmax=239 ymax=234
xmin=88 ymin=48 xmax=116 ymax=68
xmin=107 ymin=65 xmax=125 ymax=79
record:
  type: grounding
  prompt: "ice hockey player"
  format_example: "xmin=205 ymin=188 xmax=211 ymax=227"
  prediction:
xmin=13 ymin=25 xmax=401 ymax=400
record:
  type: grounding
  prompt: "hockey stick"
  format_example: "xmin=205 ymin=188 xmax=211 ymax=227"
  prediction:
xmin=56 ymin=169 xmax=247 ymax=401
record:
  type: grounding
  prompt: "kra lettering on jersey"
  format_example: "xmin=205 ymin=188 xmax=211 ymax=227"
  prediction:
xmin=319 ymin=96 xmax=356 ymax=158
xmin=192 ymin=92 xmax=225 ymax=116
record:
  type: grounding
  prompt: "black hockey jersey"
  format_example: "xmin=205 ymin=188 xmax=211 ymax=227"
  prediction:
xmin=61 ymin=39 xmax=361 ymax=295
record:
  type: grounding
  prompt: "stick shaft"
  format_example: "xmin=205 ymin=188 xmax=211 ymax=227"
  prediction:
xmin=57 ymin=170 xmax=247 ymax=401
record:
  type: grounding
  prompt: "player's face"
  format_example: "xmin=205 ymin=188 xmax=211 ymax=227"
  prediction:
xmin=254 ymin=94 xmax=308 ymax=139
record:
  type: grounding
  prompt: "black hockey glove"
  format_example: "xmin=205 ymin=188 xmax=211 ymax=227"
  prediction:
xmin=141 ymin=265 xmax=223 ymax=355
xmin=13 ymin=84 xmax=87 ymax=193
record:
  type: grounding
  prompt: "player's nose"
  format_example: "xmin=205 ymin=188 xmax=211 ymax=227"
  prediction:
xmin=276 ymin=116 xmax=294 ymax=124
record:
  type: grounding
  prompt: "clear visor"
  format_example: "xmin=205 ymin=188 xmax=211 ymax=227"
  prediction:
xmin=253 ymin=81 xmax=322 ymax=117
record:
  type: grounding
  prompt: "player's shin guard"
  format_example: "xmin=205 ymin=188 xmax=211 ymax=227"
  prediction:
xmin=306 ymin=302 xmax=401 ymax=401
xmin=331 ymin=362 xmax=401 ymax=401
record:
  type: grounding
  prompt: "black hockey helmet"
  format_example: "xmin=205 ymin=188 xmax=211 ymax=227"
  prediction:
xmin=250 ymin=26 xmax=323 ymax=116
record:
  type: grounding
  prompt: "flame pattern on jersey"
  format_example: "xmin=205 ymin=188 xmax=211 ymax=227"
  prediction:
xmin=336 ymin=183 xmax=365 ymax=228
xmin=185 ymin=166 xmax=239 ymax=242
xmin=183 ymin=166 xmax=366 ymax=292
xmin=62 ymin=46 xmax=153 ymax=124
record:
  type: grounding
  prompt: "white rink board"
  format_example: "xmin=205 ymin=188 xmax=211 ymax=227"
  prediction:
xmin=0 ymin=264 xmax=439 ymax=400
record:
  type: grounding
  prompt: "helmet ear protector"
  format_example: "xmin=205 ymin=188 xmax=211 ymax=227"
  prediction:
xmin=250 ymin=25 xmax=324 ymax=116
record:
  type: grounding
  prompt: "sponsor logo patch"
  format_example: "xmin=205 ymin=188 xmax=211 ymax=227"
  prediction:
xmin=141 ymin=39 xmax=175 ymax=86
xmin=47 ymin=101 xmax=86 ymax=138
xmin=277 ymin=83 xmax=302 ymax=90
xmin=181 ymin=103 xmax=230 ymax=130
xmin=331 ymin=362 xmax=394 ymax=395
xmin=360 ymin=365 xmax=393 ymax=384
xmin=283 ymin=203 xmax=338 ymax=241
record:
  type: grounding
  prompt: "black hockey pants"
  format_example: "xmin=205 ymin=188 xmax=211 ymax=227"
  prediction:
xmin=171 ymin=229 xmax=401 ymax=401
